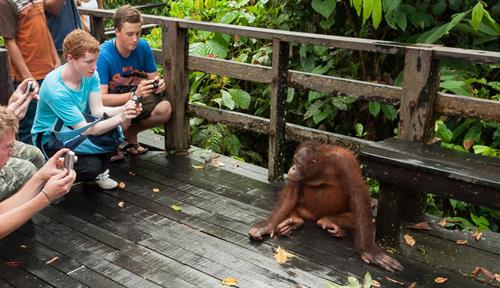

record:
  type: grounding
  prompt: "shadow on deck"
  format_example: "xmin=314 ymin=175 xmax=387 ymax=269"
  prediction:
xmin=0 ymin=147 xmax=499 ymax=288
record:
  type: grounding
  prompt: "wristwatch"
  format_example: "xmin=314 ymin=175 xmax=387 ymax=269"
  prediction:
xmin=131 ymin=91 xmax=142 ymax=104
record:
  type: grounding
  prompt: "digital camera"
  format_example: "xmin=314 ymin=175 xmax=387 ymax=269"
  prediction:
xmin=152 ymin=78 xmax=159 ymax=89
xmin=63 ymin=151 xmax=78 ymax=170
xmin=25 ymin=81 xmax=35 ymax=94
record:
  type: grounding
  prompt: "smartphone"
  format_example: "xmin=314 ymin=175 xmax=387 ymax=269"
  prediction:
xmin=63 ymin=151 xmax=78 ymax=170
xmin=25 ymin=81 xmax=35 ymax=94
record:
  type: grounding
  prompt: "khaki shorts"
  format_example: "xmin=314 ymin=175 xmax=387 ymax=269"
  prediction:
xmin=134 ymin=92 xmax=167 ymax=122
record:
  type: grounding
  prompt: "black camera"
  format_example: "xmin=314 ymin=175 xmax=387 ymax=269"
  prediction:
xmin=63 ymin=151 xmax=78 ymax=170
xmin=152 ymin=78 xmax=159 ymax=89
xmin=25 ymin=81 xmax=35 ymax=94
xmin=131 ymin=93 xmax=142 ymax=104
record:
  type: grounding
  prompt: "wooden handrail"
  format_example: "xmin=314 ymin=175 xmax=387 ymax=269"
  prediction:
xmin=75 ymin=8 xmax=500 ymax=182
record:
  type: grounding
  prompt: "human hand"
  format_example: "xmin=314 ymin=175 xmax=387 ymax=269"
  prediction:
xmin=120 ymin=100 xmax=141 ymax=121
xmin=153 ymin=77 xmax=166 ymax=94
xmin=35 ymin=148 xmax=69 ymax=181
xmin=135 ymin=77 xmax=159 ymax=98
xmin=42 ymin=167 xmax=76 ymax=201
xmin=7 ymin=78 xmax=39 ymax=121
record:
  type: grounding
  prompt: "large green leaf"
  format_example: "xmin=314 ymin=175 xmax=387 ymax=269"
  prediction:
xmin=311 ymin=0 xmax=336 ymax=19
xmin=189 ymin=42 xmax=208 ymax=57
xmin=436 ymin=121 xmax=453 ymax=143
xmin=381 ymin=104 xmax=398 ymax=120
xmin=371 ymin=0 xmax=382 ymax=29
xmin=352 ymin=0 xmax=362 ymax=16
xmin=304 ymin=100 xmax=324 ymax=119
xmin=220 ymin=11 xmax=240 ymax=24
xmin=471 ymin=2 xmax=484 ymax=31
xmin=440 ymin=80 xmax=471 ymax=96
xmin=221 ymin=89 xmax=235 ymax=110
xmin=228 ymin=88 xmax=251 ymax=109
xmin=206 ymin=40 xmax=229 ymax=58
xmin=368 ymin=102 xmax=381 ymax=117
xmin=418 ymin=11 xmax=468 ymax=43
xmin=382 ymin=0 xmax=400 ymax=15
xmin=312 ymin=108 xmax=331 ymax=124
xmin=362 ymin=0 xmax=374 ymax=25
xmin=308 ymin=91 xmax=326 ymax=102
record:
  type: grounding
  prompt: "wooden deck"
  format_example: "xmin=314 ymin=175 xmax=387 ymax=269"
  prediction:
xmin=1 ymin=147 xmax=498 ymax=288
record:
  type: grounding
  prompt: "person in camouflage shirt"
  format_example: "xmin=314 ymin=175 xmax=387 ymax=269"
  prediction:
xmin=0 ymin=79 xmax=45 ymax=200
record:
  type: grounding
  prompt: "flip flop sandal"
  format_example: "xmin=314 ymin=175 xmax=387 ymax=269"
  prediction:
xmin=110 ymin=149 xmax=126 ymax=162
xmin=124 ymin=143 xmax=149 ymax=155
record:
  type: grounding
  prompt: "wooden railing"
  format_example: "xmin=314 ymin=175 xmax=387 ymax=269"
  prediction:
xmin=39 ymin=9 xmax=500 ymax=181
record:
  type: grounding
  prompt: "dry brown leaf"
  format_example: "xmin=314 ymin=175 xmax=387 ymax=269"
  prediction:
xmin=437 ymin=218 xmax=447 ymax=227
xmin=495 ymin=274 xmax=500 ymax=282
xmin=128 ymin=171 xmax=136 ymax=176
xmin=45 ymin=256 xmax=59 ymax=264
xmin=385 ymin=276 xmax=405 ymax=285
xmin=6 ymin=261 xmax=21 ymax=267
xmin=371 ymin=279 xmax=381 ymax=287
xmin=472 ymin=231 xmax=482 ymax=241
xmin=275 ymin=246 xmax=288 ymax=264
xmin=404 ymin=234 xmax=416 ymax=247
xmin=192 ymin=165 xmax=204 ymax=170
xmin=434 ymin=277 xmax=447 ymax=283
xmin=463 ymin=139 xmax=474 ymax=150
xmin=117 ymin=201 xmax=125 ymax=208
xmin=221 ymin=277 xmax=238 ymax=286
xmin=408 ymin=282 xmax=417 ymax=288
xmin=118 ymin=181 xmax=126 ymax=189
xmin=409 ymin=221 xmax=432 ymax=230
xmin=152 ymin=188 xmax=160 ymax=193
xmin=20 ymin=245 xmax=27 ymax=248
xmin=204 ymin=154 xmax=220 ymax=163
xmin=471 ymin=266 xmax=496 ymax=280
xmin=456 ymin=239 xmax=468 ymax=245
xmin=175 ymin=150 xmax=190 ymax=157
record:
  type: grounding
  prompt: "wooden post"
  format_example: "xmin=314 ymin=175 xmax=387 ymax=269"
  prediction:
xmin=90 ymin=16 xmax=105 ymax=43
xmin=397 ymin=46 xmax=440 ymax=222
xmin=164 ymin=21 xmax=190 ymax=151
xmin=268 ymin=39 xmax=289 ymax=182
xmin=0 ymin=49 xmax=13 ymax=106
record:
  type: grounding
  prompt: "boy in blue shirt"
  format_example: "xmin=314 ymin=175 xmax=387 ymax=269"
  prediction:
xmin=32 ymin=30 xmax=140 ymax=189
xmin=97 ymin=5 xmax=172 ymax=158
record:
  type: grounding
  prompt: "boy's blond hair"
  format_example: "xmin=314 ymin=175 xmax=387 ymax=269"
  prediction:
xmin=63 ymin=29 xmax=100 ymax=60
xmin=0 ymin=106 xmax=18 ymax=138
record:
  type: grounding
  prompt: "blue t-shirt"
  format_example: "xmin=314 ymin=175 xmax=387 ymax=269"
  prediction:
xmin=96 ymin=38 xmax=157 ymax=94
xmin=32 ymin=64 xmax=100 ymax=145
xmin=46 ymin=0 xmax=82 ymax=52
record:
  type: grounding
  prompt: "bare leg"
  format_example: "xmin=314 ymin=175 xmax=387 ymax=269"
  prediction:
xmin=126 ymin=100 xmax=172 ymax=146
xmin=316 ymin=212 xmax=355 ymax=238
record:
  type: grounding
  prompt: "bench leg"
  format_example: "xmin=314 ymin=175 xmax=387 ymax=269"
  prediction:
xmin=376 ymin=182 xmax=403 ymax=247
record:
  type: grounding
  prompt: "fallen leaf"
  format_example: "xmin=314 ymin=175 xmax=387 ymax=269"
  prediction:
xmin=128 ymin=171 xmax=136 ymax=176
xmin=275 ymin=246 xmax=288 ymax=264
xmin=403 ymin=234 xmax=416 ymax=247
xmin=152 ymin=188 xmax=160 ymax=192
xmin=221 ymin=277 xmax=238 ymax=286
xmin=385 ymin=276 xmax=405 ymax=285
xmin=437 ymin=218 xmax=447 ymax=227
xmin=471 ymin=266 xmax=496 ymax=280
xmin=456 ymin=239 xmax=468 ymax=245
xmin=204 ymin=154 xmax=220 ymax=163
xmin=212 ymin=160 xmax=225 ymax=167
xmin=6 ymin=261 xmax=21 ymax=267
xmin=117 ymin=201 xmax=125 ymax=208
xmin=371 ymin=279 xmax=381 ymax=287
xmin=495 ymin=274 xmax=500 ymax=282
xmin=175 ymin=150 xmax=189 ymax=157
xmin=171 ymin=205 xmax=182 ymax=212
xmin=409 ymin=221 xmax=432 ymax=230
xmin=472 ymin=231 xmax=482 ymax=241
xmin=463 ymin=139 xmax=474 ymax=150
xmin=192 ymin=165 xmax=204 ymax=170
xmin=45 ymin=256 xmax=59 ymax=264
xmin=434 ymin=277 xmax=447 ymax=283
xmin=118 ymin=181 xmax=126 ymax=189
xmin=20 ymin=245 xmax=27 ymax=248
xmin=408 ymin=282 xmax=417 ymax=288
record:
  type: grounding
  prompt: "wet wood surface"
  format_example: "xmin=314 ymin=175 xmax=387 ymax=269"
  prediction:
xmin=0 ymin=150 xmax=496 ymax=287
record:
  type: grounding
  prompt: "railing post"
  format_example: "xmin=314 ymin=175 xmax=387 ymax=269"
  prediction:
xmin=397 ymin=46 xmax=440 ymax=221
xmin=90 ymin=16 xmax=105 ymax=43
xmin=0 ymin=48 xmax=13 ymax=106
xmin=164 ymin=21 xmax=190 ymax=151
xmin=268 ymin=39 xmax=289 ymax=182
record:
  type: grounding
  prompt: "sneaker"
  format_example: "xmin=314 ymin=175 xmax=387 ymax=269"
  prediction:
xmin=94 ymin=169 xmax=118 ymax=189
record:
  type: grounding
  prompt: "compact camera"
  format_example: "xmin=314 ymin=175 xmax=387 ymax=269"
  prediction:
xmin=63 ymin=151 xmax=78 ymax=170
xmin=152 ymin=78 xmax=159 ymax=89
xmin=25 ymin=81 xmax=35 ymax=94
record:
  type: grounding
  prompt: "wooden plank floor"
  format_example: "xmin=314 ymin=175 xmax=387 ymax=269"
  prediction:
xmin=1 ymin=149 xmax=497 ymax=288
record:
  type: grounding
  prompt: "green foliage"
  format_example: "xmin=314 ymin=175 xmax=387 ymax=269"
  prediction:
xmin=325 ymin=272 xmax=373 ymax=288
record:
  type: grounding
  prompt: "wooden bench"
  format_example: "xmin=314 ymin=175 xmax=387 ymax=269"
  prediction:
xmin=360 ymin=137 xmax=500 ymax=245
